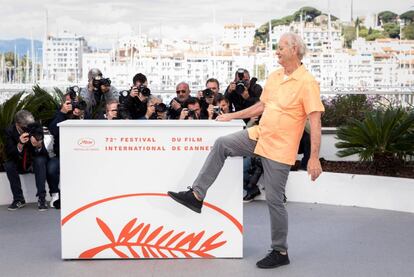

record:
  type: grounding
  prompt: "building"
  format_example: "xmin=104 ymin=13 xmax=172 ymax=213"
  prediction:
xmin=42 ymin=31 xmax=89 ymax=82
xmin=223 ymin=23 xmax=256 ymax=49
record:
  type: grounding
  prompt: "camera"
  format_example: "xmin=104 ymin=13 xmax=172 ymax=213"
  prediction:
xmin=137 ymin=85 xmax=151 ymax=97
xmin=92 ymin=76 xmax=111 ymax=90
xmin=202 ymin=88 xmax=214 ymax=98
xmin=213 ymin=106 xmax=221 ymax=114
xmin=235 ymin=68 xmax=248 ymax=95
xmin=66 ymin=85 xmax=87 ymax=110
xmin=186 ymin=109 xmax=196 ymax=119
xmin=22 ymin=122 xmax=44 ymax=141
xmin=155 ymin=103 xmax=167 ymax=113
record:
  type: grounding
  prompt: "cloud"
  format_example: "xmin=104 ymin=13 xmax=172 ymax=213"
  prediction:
xmin=0 ymin=0 xmax=412 ymax=48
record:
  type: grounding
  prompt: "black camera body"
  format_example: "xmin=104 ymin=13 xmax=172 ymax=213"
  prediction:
xmin=155 ymin=103 xmax=167 ymax=113
xmin=23 ymin=122 xmax=44 ymax=141
xmin=138 ymin=85 xmax=151 ymax=97
xmin=202 ymin=88 xmax=214 ymax=98
xmin=92 ymin=76 xmax=111 ymax=91
xmin=235 ymin=68 xmax=248 ymax=95
xmin=66 ymin=85 xmax=87 ymax=110
xmin=186 ymin=109 xmax=196 ymax=119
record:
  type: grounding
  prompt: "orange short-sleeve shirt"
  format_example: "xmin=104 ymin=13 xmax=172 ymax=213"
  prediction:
xmin=248 ymin=65 xmax=325 ymax=165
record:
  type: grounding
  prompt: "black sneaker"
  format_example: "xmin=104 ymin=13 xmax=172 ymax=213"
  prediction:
xmin=8 ymin=200 xmax=26 ymax=211
xmin=243 ymin=189 xmax=261 ymax=203
xmin=167 ymin=187 xmax=203 ymax=213
xmin=38 ymin=198 xmax=48 ymax=212
xmin=256 ymin=250 xmax=290 ymax=269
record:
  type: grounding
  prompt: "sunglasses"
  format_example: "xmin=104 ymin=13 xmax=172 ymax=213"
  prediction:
xmin=176 ymin=90 xmax=187 ymax=94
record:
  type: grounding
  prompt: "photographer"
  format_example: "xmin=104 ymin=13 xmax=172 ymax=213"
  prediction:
xmin=80 ymin=68 xmax=118 ymax=119
xmin=216 ymin=95 xmax=232 ymax=114
xmin=197 ymin=79 xmax=224 ymax=120
xmin=47 ymin=91 xmax=86 ymax=208
xmin=168 ymin=82 xmax=191 ymax=119
xmin=4 ymin=110 xmax=57 ymax=211
xmin=179 ymin=97 xmax=202 ymax=120
xmin=119 ymin=73 xmax=151 ymax=119
xmin=141 ymin=96 xmax=168 ymax=120
xmin=225 ymin=68 xmax=262 ymax=112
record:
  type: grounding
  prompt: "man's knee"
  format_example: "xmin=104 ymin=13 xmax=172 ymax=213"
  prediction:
xmin=4 ymin=160 xmax=18 ymax=172
xmin=33 ymin=156 xmax=48 ymax=166
xmin=47 ymin=158 xmax=60 ymax=174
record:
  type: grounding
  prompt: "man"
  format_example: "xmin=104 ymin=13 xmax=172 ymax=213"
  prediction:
xmin=168 ymin=82 xmax=191 ymax=119
xmin=198 ymin=78 xmax=224 ymax=120
xmin=48 ymin=92 xmax=86 ymax=208
xmin=140 ymin=96 xmax=163 ymax=120
xmin=179 ymin=97 xmax=202 ymax=120
xmin=105 ymin=99 xmax=119 ymax=120
xmin=121 ymin=73 xmax=151 ymax=119
xmin=80 ymin=68 xmax=118 ymax=119
xmin=216 ymin=95 xmax=231 ymax=114
xmin=168 ymin=32 xmax=325 ymax=269
xmin=4 ymin=110 xmax=57 ymax=211
xmin=224 ymin=68 xmax=262 ymax=112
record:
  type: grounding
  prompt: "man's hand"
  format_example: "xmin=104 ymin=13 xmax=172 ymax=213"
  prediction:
xmin=207 ymin=104 xmax=214 ymax=119
xmin=307 ymin=157 xmax=322 ymax=181
xmin=171 ymin=99 xmax=181 ymax=111
xmin=19 ymin=133 xmax=30 ymax=144
xmin=130 ymin=87 xmax=139 ymax=98
xmin=241 ymin=87 xmax=250 ymax=100
xmin=216 ymin=113 xmax=233 ymax=122
xmin=228 ymin=82 xmax=236 ymax=93
xmin=196 ymin=91 xmax=203 ymax=99
xmin=179 ymin=108 xmax=189 ymax=120
xmin=30 ymin=136 xmax=43 ymax=149
xmin=61 ymin=101 xmax=72 ymax=114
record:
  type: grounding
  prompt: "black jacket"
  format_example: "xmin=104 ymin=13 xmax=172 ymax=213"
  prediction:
xmin=122 ymin=95 xmax=147 ymax=119
xmin=4 ymin=124 xmax=48 ymax=169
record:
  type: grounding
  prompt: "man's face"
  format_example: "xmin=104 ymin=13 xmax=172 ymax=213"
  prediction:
xmin=187 ymin=103 xmax=201 ymax=119
xmin=206 ymin=81 xmax=219 ymax=95
xmin=219 ymin=100 xmax=230 ymax=114
xmin=107 ymin=103 xmax=118 ymax=119
xmin=176 ymin=84 xmax=190 ymax=102
xmin=276 ymin=37 xmax=296 ymax=66
xmin=100 ymin=84 xmax=111 ymax=94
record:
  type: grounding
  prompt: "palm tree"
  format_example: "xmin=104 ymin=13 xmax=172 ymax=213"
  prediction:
xmin=335 ymin=108 xmax=414 ymax=174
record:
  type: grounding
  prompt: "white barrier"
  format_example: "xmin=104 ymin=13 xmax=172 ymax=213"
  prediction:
xmin=59 ymin=120 xmax=244 ymax=259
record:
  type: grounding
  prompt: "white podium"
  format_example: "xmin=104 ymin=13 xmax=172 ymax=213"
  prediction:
xmin=59 ymin=120 xmax=244 ymax=259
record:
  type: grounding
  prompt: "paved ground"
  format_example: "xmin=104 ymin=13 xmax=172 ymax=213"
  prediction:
xmin=1 ymin=201 xmax=414 ymax=277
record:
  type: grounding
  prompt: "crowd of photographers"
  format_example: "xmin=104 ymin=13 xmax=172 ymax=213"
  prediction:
xmin=4 ymin=67 xmax=310 ymax=211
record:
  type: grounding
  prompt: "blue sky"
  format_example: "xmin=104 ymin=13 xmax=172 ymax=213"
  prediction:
xmin=0 ymin=0 xmax=412 ymax=48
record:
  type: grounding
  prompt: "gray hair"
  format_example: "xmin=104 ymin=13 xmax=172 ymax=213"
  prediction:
xmin=15 ymin=110 xmax=35 ymax=127
xmin=281 ymin=32 xmax=307 ymax=60
xmin=176 ymin=82 xmax=190 ymax=91
xmin=88 ymin=68 xmax=103 ymax=81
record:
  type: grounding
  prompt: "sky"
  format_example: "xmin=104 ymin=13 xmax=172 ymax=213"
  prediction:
xmin=0 ymin=0 xmax=412 ymax=48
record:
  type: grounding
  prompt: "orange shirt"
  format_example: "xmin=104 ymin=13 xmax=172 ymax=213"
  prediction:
xmin=248 ymin=65 xmax=325 ymax=165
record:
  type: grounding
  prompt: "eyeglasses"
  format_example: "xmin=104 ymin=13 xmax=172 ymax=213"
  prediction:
xmin=176 ymin=90 xmax=187 ymax=94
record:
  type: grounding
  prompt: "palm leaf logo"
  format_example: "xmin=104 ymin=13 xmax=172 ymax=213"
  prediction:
xmin=79 ymin=217 xmax=227 ymax=258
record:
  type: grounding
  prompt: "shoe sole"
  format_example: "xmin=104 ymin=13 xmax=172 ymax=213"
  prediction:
xmin=167 ymin=192 xmax=201 ymax=214
xmin=7 ymin=203 xmax=26 ymax=211
xmin=38 ymin=208 xmax=48 ymax=212
xmin=256 ymin=260 xmax=290 ymax=269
